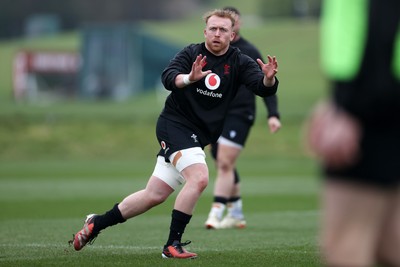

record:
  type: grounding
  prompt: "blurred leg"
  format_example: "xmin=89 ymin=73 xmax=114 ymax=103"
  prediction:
xmin=320 ymin=179 xmax=388 ymax=267
xmin=214 ymin=143 xmax=240 ymax=197
xmin=377 ymin=187 xmax=400 ymax=266
xmin=205 ymin=143 xmax=241 ymax=228
xmin=227 ymin=183 xmax=244 ymax=219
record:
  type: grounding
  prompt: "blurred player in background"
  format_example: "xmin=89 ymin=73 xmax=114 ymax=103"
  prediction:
xmin=69 ymin=9 xmax=279 ymax=259
xmin=205 ymin=6 xmax=281 ymax=230
xmin=306 ymin=0 xmax=400 ymax=266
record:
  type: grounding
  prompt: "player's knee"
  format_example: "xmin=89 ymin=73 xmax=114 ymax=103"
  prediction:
xmin=147 ymin=190 xmax=169 ymax=206
xmin=196 ymin=171 xmax=209 ymax=192
xmin=217 ymin=158 xmax=233 ymax=172
xmin=183 ymin=164 xmax=209 ymax=194
xmin=183 ymin=164 xmax=209 ymax=192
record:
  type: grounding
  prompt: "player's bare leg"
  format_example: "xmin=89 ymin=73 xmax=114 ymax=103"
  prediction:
xmin=376 ymin=186 xmax=400 ymax=266
xmin=70 ymin=175 xmax=174 ymax=251
xmin=175 ymin=163 xmax=209 ymax=214
xmin=320 ymin=179 xmax=389 ymax=267
xmin=118 ymin=175 xmax=175 ymax=218
xmin=214 ymin=144 xmax=238 ymax=197
xmin=206 ymin=143 xmax=240 ymax=229
xmin=162 ymin=163 xmax=208 ymax=259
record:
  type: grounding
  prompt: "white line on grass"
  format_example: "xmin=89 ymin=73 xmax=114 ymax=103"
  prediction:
xmin=0 ymin=243 xmax=315 ymax=255
xmin=0 ymin=243 xmax=159 ymax=250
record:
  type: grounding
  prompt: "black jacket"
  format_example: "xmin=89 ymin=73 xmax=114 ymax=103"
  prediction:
xmin=161 ymin=42 xmax=278 ymax=144
xmin=229 ymin=37 xmax=279 ymax=123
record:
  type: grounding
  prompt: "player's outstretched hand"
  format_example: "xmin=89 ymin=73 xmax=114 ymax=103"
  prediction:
xmin=189 ymin=54 xmax=212 ymax=82
xmin=257 ymin=55 xmax=278 ymax=80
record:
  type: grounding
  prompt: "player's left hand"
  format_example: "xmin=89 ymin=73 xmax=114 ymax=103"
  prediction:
xmin=257 ymin=55 xmax=278 ymax=82
xmin=268 ymin=116 xmax=281 ymax=133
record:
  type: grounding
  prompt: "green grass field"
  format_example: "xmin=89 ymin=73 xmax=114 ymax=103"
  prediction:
xmin=0 ymin=96 xmax=323 ymax=266
xmin=0 ymin=157 xmax=321 ymax=267
xmin=0 ymin=6 xmax=326 ymax=266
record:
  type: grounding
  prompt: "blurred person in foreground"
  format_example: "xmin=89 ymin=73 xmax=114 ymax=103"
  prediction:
xmin=69 ymin=9 xmax=279 ymax=259
xmin=205 ymin=6 xmax=281 ymax=230
xmin=306 ymin=0 xmax=400 ymax=266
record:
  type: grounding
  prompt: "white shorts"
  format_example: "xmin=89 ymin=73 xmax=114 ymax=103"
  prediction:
xmin=151 ymin=147 xmax=206 ymax=190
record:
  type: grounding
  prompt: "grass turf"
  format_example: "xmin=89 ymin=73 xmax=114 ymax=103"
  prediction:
xmin=0 ymin=8 xmax=325 ymax=266
xmin=0 ymin=160 xmax=321 ymax=266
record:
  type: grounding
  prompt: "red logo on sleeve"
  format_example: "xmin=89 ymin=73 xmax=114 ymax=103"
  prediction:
xmin=224 ymin=64 xmax=230 ymax=75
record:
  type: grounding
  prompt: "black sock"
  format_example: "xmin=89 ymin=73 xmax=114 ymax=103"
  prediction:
xmin=165 ymin=209 xmax=192 ymax=248
xmin=228 ymin=196 xmax=241 ymax=203
xmin=234 ymin=168 xmax=240 ymax=183
xmin=93 ymin=203 xmax=126 ymax=233
xmin=213 ymin=196 xmax=228 ymax=204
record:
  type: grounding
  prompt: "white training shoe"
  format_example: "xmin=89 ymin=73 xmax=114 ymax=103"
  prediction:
xmin=204 ymin=215 xmax=220 ymax=229
xmin=219 ymin=215 xmax=246 ymax=229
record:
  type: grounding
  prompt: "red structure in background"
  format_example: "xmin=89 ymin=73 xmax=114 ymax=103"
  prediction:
xmin=13 ymin=50 xmax=79 ymax=101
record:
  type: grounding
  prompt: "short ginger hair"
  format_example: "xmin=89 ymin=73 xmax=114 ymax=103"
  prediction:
xmin=202 ymin=9 xmax=235 ymax=27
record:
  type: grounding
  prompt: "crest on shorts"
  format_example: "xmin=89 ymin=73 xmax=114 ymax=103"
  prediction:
xmin=191 ymin=134 xmax=198 ymax=143
xmin=161 ymin=141 xmax=169 ymax=154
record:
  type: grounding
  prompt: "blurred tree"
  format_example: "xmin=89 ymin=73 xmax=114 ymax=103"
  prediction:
xmin=0 ymin=0 xmax=320 ymax=39
xmin=0 ymin=0 xmax=199 ymax=39
xmin=259 ymin=0 xmax=320 ymax=18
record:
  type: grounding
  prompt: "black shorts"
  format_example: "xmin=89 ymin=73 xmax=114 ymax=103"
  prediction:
xmin=324 ymin=127 xmax=400 ymax=189
xmin=219 ymin=115 xmax=252 ymax=147
xmin=156 ymin=116 xmax=205 ymax=161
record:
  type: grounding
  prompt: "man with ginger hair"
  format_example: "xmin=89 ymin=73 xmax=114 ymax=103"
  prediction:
xmin=69 ymin=9 xmax=279 ymax=259
xmin=205 ymin=6 xmax=281 ymax=230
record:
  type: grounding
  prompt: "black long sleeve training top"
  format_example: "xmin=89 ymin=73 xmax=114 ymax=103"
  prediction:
xmin=161 ymin=42 xmax=278 ymax=144
xmin=229 ymin=37 xmax=280 ymax=123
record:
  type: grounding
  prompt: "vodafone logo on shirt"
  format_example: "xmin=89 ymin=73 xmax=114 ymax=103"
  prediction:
xmin=205 ymin=73 xmax=220 ymax=90
xmin=196 ymin=73 xmax=222 ymax=98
